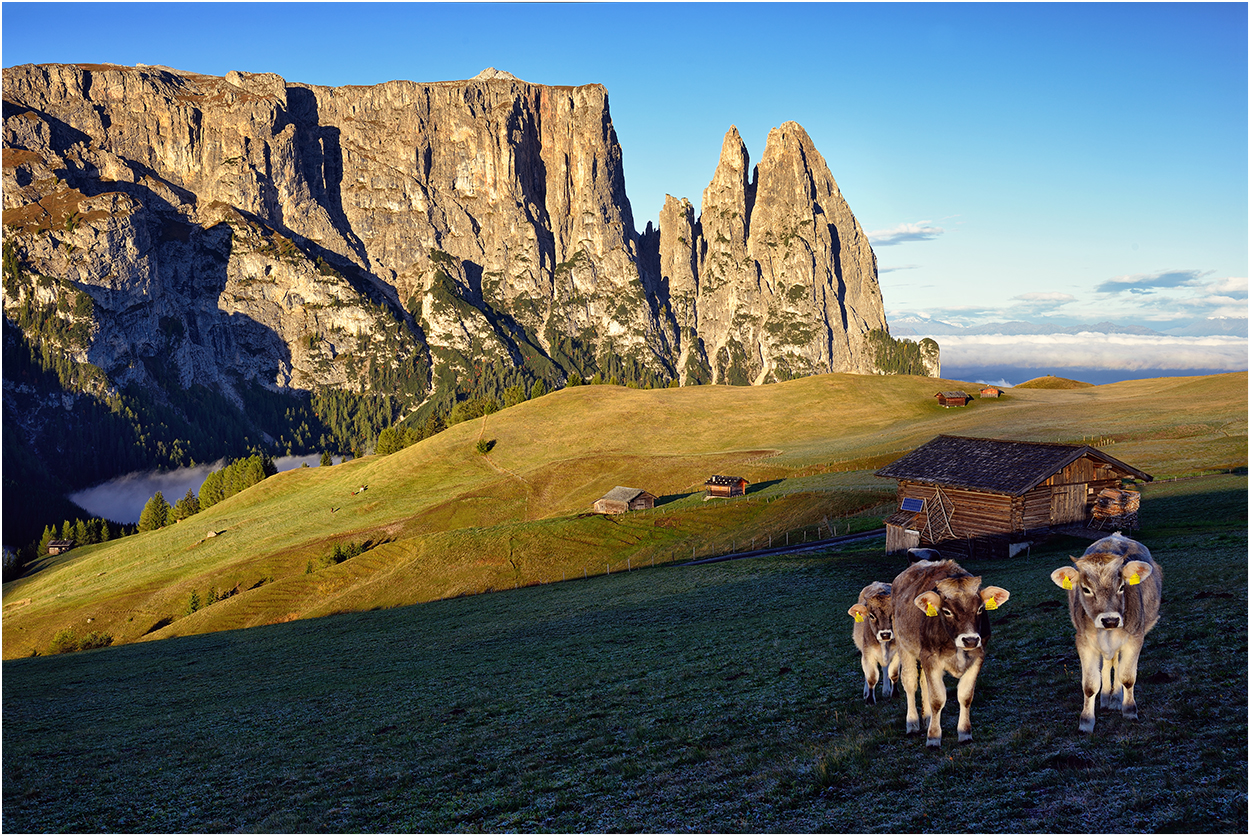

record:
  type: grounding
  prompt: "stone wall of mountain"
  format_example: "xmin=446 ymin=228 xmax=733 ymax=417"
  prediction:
xmin=2 ymin=62 xmax=929 ymax=424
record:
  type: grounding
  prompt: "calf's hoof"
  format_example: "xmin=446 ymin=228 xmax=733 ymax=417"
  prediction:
xmin=905 ymin=718 xmax=921 ymax=734
xmin=958 ymin=730 xmax=973 ymax=743
xmin=1078 ymin=716 xmax=1095 ymax=734
xmin=1122 ymin=705 xmax=1138 ymax=721
xmin=926 ymin=736 xmax=942 ymax=748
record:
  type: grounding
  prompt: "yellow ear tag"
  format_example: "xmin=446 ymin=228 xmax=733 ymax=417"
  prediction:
xmin=984 ymin=597 xmax=998 ymax=611
xmin=853 ymin=612 xmax=865 ymax=623
xmin=1061 ymin=576 xmax=1073 ymax=590
xmin=925 ymin=602 xmax=938 ymax=617
xmin=1128 ymin=572 xmax=1141 ymax=586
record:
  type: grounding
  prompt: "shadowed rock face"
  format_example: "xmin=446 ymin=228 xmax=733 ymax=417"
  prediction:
xmin=2 ymin=63 xmax=899 ymax=412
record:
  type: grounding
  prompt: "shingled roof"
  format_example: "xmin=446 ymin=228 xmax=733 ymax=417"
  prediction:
xmin=598 ymin=486 xmax=648 ymax=503
xmin=874 ymin=435 xmax=1152 ymax=495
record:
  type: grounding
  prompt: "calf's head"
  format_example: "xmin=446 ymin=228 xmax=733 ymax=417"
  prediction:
xmin=913 ymin=576 xmax=1010 ymax=649
xmin=848 ymin=582 xmax=895 ymax=643
xmin=1051 ymin=552 xmax=1154 ymax=630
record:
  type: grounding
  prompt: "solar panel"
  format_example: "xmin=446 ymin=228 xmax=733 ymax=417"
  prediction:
xmin=900 ymin=497 xmax=925 ymax=512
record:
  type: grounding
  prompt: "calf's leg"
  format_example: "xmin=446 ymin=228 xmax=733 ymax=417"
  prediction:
xmin=1077 ymin=640 xmax=1103 ymax=733
xmin=955 ymin=659 xmax=983 ymax=743
xmin=1115 ymin=636 xmax=1144 ymax=720
xmin=924 ymin=663 xmax=947 ymax=747
xmin=860 ymin=651 xmax=879 ymax=704
xmin=900 ymin=650 xmax=922 ymax=733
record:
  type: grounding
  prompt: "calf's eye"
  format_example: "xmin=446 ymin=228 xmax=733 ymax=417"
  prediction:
xmin=1081 ymin=586 xmax=1093 ymax=596
xmin=941 ymin=608 xmax=953 ymax=618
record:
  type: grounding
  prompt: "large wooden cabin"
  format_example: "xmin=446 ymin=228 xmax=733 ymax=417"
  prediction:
xmin=875 ymin=435 xmax=1152 ymax=559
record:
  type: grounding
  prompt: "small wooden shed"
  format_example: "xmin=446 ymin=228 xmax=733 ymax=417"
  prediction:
xmin=593 ymin=486 xmax=657 ymax=514
xmin=980 ymin=386 xmax=1002 ymax=398
xmin=704 ymin=475 xmax=748 ymax=498
xmin=47 ymin=539 xmax=75 ymax=555
xmin=875 ymin=435 xmax=1151 ymax=558
xmin=935 ymin=391 xmax=972 ymax=408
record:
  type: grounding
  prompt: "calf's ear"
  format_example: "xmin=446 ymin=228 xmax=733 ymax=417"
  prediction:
xmin=1121 ymin=560 xmax=1153 ymax=586
xmin=914 ymin=591 xmax=942 ymax=617
xmin=848 ymin=603 xmax=869 ymax=622
xmin=1051 ymin=567 xmax=1079 ymax=590
xmin=980 ymin=586 xmax=1010 ymax=610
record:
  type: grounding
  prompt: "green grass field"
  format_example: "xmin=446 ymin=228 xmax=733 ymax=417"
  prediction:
xmin=2 ymin=474 xmax=1244 ymax=832
xmin=3 ymin=371 xmax=1245 ymax=659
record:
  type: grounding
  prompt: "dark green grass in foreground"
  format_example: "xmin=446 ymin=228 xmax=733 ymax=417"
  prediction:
xmin=2 ymin=475 xmax=1245 ymax=832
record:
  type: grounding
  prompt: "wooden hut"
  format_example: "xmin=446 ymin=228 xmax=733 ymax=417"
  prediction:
xmin=935 ymin=391 xmax=972 ymax=408
xmin=980 ymin=386 xmax=1002 ymax=398
xmin=593 ymin=486 xmax=657 ymax=514
xmin=47 ymin=540 xmax=75 ymax=555
xmin=704 ymin=475 xmax=748 ymax=498
xmin=875 ymin=435 xmax=1151 ymax=558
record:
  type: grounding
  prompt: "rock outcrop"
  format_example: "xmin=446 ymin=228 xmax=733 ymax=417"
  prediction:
xmin=2 ymin=62 xmax=921 ymax=439
xmin=653 ymin=123 xmax=888 ymax=385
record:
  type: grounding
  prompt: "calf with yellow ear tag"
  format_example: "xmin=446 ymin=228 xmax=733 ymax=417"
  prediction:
xmin=891 ymin=558 xmax=1010 ymax=747
xmin=848 ymin=582 xmax=900 ymax=704
xmin=1049 ymin=532 xmax=1162 ymax=733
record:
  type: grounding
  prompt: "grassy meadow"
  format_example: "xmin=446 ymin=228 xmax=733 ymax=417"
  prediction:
xmin=1 ymin=473 xmax=1245 ymax=832
xmin=2 ymin=371 xmax=1246 ymax=658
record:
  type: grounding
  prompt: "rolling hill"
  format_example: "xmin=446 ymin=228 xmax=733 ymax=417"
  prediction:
xmin=3 ymin=371 xmax=1246 ymax=659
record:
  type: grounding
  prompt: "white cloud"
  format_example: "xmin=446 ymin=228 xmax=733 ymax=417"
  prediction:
xmin=868 ymin=221 xmax=944 ymax=246
xmin=933 ymin=333 xmax=1248 ymax=371
xmin=1012 ymin=292 xmax=1075 ymax=304
xmin=1207 ymin=276 xmax=1248 ymax=295
xmin=1096 ymin=269 xmax=1211 ymax=294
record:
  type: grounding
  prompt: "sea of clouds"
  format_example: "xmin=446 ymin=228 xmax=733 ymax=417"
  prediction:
xmin=68 ymin=454 xmax=332 ymax=525
xmin=931 ymin=332 xmax=1248 ymax=373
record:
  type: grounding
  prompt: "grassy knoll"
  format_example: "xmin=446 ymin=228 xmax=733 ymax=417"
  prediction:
xmin=2 ymin=474 xmax=1244 ymax=832
xmin=2 ymin=371 xmax=1245 ymax=658
xmin=1014 ymin=375 xmax=1095 ymax=389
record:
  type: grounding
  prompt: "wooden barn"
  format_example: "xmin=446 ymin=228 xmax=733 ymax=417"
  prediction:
xmin=980 ymin=386 xmax=1003 ymax=398
xmin=935 ymin=391 xmax=972 ymax=408
xmin=704 ymin=475 xmax=748 ymax=498
xmin=875 ymin=435 xmax=1152 ymax=558
xmin=593 ymin=486 xmax=657 ymax=514
xmin=46 ymin=540 xmax=75 ymax=555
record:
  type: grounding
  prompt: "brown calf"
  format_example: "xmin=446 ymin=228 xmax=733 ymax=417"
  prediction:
xmin=1050 ymin=532 xmax=1162 ymax=733
xmin=892 ymin=559 xmax=1010 ymax=747
xmin=847 ymin=581 xmax=900 ymax=703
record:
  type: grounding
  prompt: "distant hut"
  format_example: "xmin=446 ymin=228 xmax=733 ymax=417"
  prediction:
xmin=704 ymin=475 xmax=748 ymax=498
xmin=593 ymin=486 xmax=657 ymax=514
xmin=980 ymin=386 xmax=1002 ymax=398
xmin=47 ymin=540 xmax=75 ymax=555
xmin=875 ymin=434 xmax=1151 ymax=559
xmin=935 ymin=391 xmax=972 ymax=408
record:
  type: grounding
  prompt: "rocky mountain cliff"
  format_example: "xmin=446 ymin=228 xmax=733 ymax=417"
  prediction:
xmin=2 ymin=63 xmax=934 ymax=495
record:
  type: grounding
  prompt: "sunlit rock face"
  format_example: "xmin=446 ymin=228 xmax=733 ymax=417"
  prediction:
xmin=655 ymin=123 xmax=888 ymax=385
xmin=3 ymin=63 xmax=896 ymax=407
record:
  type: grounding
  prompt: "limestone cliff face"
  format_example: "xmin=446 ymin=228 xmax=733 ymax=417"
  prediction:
xmin=659 ymin=123 xmax=890 ymax=384
xmin=3 ymin=63 xmax=917 ymax=437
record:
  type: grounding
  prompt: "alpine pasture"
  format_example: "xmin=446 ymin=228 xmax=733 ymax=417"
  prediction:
xmin=2 ymin=371 xmax=1246 ymax=831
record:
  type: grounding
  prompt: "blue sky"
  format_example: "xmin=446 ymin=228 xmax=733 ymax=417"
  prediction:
xmin=3 ymin=2 xmax=1246 ymax=343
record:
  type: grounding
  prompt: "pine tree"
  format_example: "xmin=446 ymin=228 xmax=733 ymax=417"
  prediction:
xmin=138 ymin=491 xmax=171 ymax=532
xmin=530 ymin=378 xmax=547 ymax=399
xmin=320 ymin=451 xmax=333 ymax=466
xmin=172 ymin=488 xmax=200 ymax=521
xmin=38 ymin=525 xmax=55 ymax=555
